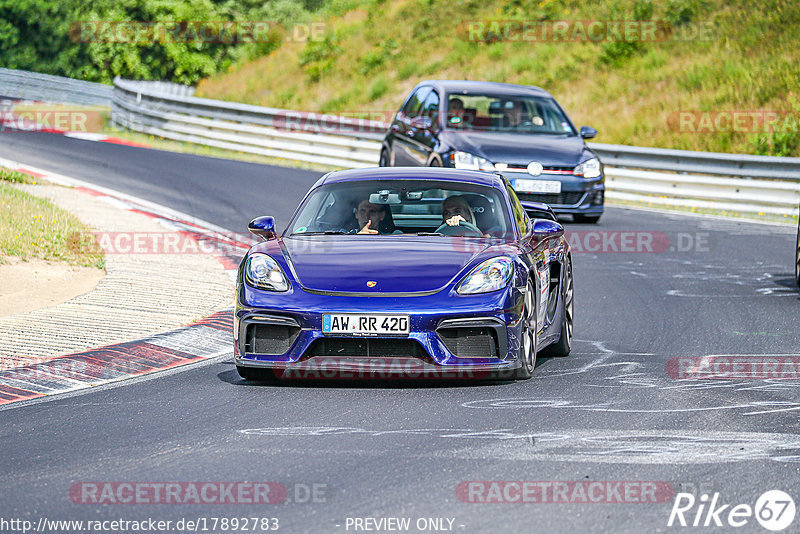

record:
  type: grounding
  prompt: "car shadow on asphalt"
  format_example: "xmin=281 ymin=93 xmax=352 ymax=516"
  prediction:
xmin=771 ymin=274 xmax=800 ymax=299
xmin=217 ymin=369 xmax=516 ymax=389
xmin=214 ymin=359 xmax=559 ymax=389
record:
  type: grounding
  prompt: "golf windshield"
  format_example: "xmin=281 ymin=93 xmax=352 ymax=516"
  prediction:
xmin=288 ymin=179 xmax=513 ymax=238
xmin=446 ymin=93 xmax=576 ymax=135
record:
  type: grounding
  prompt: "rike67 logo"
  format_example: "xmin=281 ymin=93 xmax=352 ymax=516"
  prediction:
xmin=668 ymin=490 xmax=796 ymax=531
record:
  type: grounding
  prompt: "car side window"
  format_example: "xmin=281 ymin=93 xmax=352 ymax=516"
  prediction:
xmin=401 ymin=87 xmax=431 ymax=119
xmin=421 ymin=90 xmax=440 ymax=128
xmin=505 ymin=184 xmax=530 ymax=236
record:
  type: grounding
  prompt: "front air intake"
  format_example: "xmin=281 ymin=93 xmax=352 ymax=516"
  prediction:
xmin=437 ymin=327 xmax=499 ymax=359
xmin=244 ymin=324 xmax=300 ymax=355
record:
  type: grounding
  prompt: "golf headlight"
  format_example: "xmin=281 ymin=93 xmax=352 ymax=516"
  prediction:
xmin=244 ymin=253 xmax=289 ymax=292
xmin=457 ymin=257 xmax=513 ymax=295
xmin=574 ymin=157 xmax=602 ymax=178
xmin=454 ymin=151 xmax=495 ymax=171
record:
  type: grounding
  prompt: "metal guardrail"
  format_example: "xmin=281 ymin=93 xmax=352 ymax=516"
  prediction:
xmin=111 ymin=77 xmax=383 ymax=168
xmin=0 ymin=68 xmax=112 ymax=107
xmin=111 ymin=76 xmax=800 ymax=216
xmin=4 ymin=69 xmax=796 ymax=217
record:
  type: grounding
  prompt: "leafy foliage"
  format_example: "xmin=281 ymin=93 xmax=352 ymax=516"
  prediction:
xmin=0 ymin=0 xmax=321 ymax=84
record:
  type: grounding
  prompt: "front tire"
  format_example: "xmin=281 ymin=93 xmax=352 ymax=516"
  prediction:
xmin=513 ymin=280 xmax=537 ymax=380
xmin=542 ymin=258 xmax=573 ymax=357
xmin=573 ymin=214 xmax=600 ymax=224
xmin=379 ymin=148 xmax=390 ymax=167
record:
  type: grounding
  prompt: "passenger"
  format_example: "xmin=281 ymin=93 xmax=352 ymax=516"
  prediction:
xmin=448 ymin=98 xmax=465 ymax=126
xmin=354 ymin=199 xmax=399 ymax=234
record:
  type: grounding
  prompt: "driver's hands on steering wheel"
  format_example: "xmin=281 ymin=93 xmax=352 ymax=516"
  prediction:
xmin=445 ymin=215 xmax=466 ymax=226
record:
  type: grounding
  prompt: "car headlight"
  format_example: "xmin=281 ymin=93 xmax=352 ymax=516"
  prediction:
xmin=453 ymin=151 xmax=495 ymax=171
xmin=573 ymin=157 xmax=602 ymax=178
xmin=457 ymin=257 xmax=513 ymax=295
xmin=244 ymin=253 xmax=289 ymax=292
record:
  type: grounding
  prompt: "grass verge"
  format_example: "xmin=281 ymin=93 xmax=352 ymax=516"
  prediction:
xmin=0 ymin=168 xmax=105 ymax=268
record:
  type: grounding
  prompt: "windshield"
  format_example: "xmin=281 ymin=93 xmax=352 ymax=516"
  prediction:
xmin=288 ymin=179 xmax=512 ymax=238
xmin=445 ymin=93 xmax=576 ymax=135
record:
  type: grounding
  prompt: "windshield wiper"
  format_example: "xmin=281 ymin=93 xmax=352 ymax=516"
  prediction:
xmin=415 ymin=232 xmax=445 ymax=236
xmin=292 ymin=230 xmax=347 ymax=236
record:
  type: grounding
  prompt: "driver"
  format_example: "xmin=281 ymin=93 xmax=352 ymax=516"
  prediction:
xmin=442 ymin=195 xmax=476 ymax=227
xmin=504 ymin=100 xmax=525 ymax=128
xmin=442 ymin=195 xmax=493 ymax=237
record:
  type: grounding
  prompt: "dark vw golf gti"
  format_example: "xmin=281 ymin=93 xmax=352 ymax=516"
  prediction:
xmin=381 ymin=80 xmax=604 ymax=223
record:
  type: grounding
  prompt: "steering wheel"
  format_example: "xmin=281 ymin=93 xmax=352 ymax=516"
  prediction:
xmin=434 ymin=221 xmax=484 ymax=237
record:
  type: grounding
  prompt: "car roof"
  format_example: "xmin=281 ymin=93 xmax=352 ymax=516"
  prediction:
xmin=419 ymin=80 xmax=554 ymax=99
xmin=320 ymin=167 xmax=507 ymax=189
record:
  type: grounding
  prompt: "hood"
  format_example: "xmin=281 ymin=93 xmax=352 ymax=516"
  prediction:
xmin=443 ymin=131 xmax=589 ymax=167
xmin=280 ymin=236 xmax=495 ymax=293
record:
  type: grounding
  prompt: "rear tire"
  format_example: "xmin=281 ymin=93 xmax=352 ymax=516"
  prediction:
xmin=429 ymin=156 xmax=442 ymax=167
xmin=236 ymin=365 xmax=271 ymax=382
xmin=513 ymin=280 xmax=537 ymax=380
xmin=542 ymin=258 xmax=573 ymax=357
xmin=573 ymin=214 xmax=600 ymax=224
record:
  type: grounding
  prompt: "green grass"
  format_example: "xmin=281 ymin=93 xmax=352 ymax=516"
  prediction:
xmin=0 ymin=169 xmax=105 ymax=268
xmin=193 ymin=0 xmax=800 ymax=157
xmin=0 ymin=168 xmax=38 ymax=184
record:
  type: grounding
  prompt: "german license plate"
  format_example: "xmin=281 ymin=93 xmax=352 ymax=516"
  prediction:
xmin=322 ymin=314 xmax=410 ymax=336
xmin=514 ymin=179 xmax=562 ymax=193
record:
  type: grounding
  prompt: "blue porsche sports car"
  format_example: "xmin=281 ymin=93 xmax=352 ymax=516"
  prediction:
xmin=234 ymin=167 xmax=573 ymax=381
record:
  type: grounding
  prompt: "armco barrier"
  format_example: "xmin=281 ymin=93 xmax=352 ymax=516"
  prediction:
xmin=109 ymin=76 xmax=800 ymax=217
xmin=111 ymin=77 xmax=382 ymax=168
xmin=3 ymin=69 xmax=799 ymax=217
xmin=0 ymin=68 xmax=112 ymax=107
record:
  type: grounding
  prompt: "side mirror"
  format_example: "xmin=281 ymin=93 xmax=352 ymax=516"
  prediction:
xmin=579 ymin=125 xmax=597 ymax=139
xmin=410 ymin=116 xmax=433 ymax=131
xmin=532 ymin=218 xmax=564 ymax=238
xmin=248 ymin=216 xmax=276 ymax=240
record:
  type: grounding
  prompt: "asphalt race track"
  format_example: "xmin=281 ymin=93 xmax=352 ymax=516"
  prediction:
xmin=1 ymin=133 xmax=799 ymax=533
